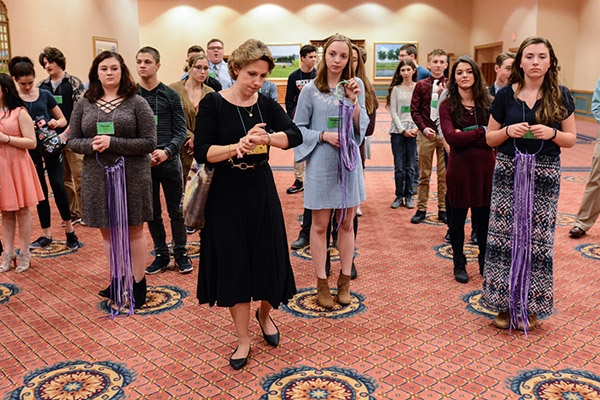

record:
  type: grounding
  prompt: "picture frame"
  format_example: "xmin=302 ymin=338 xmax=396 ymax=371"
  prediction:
xmin=93 ymin=36 xmax=118 ymax=57
xmin=266 ymin=43 xmax=301 ymax=79
xmin=373 ymin=41 xmax=418 ymax=80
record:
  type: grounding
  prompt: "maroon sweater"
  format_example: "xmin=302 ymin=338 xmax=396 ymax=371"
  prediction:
xmin=410 ymin=75 xmax=448 ymax=132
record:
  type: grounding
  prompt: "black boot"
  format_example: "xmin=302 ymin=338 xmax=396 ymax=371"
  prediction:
xmin=133 ymin=277 xmax=147 ymax=309
xmin=98 ymin=276 xmax=123 ymax=298
xmin=98 ymin=284 xmax=111 ymax=298
xmin=453 ymin=255 xmax=468 ymax=283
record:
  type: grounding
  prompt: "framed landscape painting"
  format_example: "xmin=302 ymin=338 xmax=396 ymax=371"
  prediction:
xmin=373 ymin=41 xmax=418 ymax=80
xmin=267 ymin=43 xmax=301 ymax=79
xmin=93 ymin=36 xmax=118 ymax=57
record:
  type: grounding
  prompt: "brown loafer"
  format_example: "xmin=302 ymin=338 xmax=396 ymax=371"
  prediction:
xmin=493 ymin=311 xmax=510 ymax=329
xmin=518 ymin=315 xmax=540 ymax=331
xmin=569 ymin=226 xmax=586 ymax=238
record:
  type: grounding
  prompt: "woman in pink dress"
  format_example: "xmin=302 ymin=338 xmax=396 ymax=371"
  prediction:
xmin=0 ymin=73 xmax=45 ymax=272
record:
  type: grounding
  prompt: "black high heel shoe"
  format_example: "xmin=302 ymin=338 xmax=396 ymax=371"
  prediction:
xmin=255 ymin=309 xmax=280 ymax=347
xmin=229 ymin=346 xmax=250 ymax=370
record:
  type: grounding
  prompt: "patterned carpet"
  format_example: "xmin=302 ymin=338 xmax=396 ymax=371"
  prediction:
xmin=1 ymin=108 xmax=599 ymax=399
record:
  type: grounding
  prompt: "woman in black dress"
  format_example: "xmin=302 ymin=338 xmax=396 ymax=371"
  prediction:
xmin=194 ymin=39 xmax=302 ymax=370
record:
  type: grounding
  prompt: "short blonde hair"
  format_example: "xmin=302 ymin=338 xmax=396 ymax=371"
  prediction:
xmin=227 ymin=39 xmax=275 ymax=80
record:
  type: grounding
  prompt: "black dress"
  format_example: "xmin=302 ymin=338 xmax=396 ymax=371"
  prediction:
xmin=194 ymin=92 xmax=302 ymax=308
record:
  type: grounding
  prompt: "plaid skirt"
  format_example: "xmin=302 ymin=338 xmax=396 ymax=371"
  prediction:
xmin=480 ymin=152 xmax=560 ymax=316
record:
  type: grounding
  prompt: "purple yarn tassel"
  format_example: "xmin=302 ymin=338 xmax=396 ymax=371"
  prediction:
xmin=100 ymin=155 xmax=134 ymax=317
xmin=337 ymin=97 xmax=359 ymax=229
xmin=509 ymin=148 xmax=536 ymax=334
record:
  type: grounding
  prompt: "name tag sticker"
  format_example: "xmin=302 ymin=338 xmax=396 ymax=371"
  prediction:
xmin=54 ymin=95 xmax=63 ymax=104
xmin=97 ymin=121 xmax=115 ymax=135
xmin=154 ymin=115 xmax=158 ymax=125
xmin=249 ymin=144 xmax=267 ymax=154
xmin=327 ymin=116 xmax=339 ymax=129
xmin=430 ymin=100 xmax=438 ymax=109
xmin=522 ymin=130 xmax=537 ymax=139
xmin=464 ymin=125 xmax=479 ymax=132
xmin=401 ymin=105 xmax=410 ymax=113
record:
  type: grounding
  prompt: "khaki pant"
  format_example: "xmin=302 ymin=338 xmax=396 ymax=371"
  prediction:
xmin=416 ymin=132 xmax=446 ymax=212
xmin=575 ymin=131 xmax=600 ymax=231
xmin=63 ymin=147 xmax=83 ymax=219
xmin=294 ymin=161 xmax=305 ymax=181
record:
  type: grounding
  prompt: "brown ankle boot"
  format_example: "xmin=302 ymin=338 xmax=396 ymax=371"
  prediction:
xmin=316 ymin=277 xmax=334 ymax=309
xmin=336 ymin=273 xmax=352 ymax=305
xmin=493 ymin=311 xmax=510 ymax=329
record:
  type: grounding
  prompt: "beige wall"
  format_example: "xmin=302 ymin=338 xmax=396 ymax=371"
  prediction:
xmin=470 ymin=0 xmax=538 ymax=52
xmin=3 ymin=0 xmax=599 ymax=91
xmin=575 ymin=0 xmax=600 ymax=90
xmin=4 ymin=0 xmax=140 ymax=83
xmin=138 ymin=0 xmax=474 ymax=84
xmin=469 ymin=0 xmax=598 ymax=90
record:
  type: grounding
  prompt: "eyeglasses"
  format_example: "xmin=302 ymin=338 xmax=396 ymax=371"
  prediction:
xmin=193 ymin=66 xmax=209 ymax=71
xmin=207 ymin=46 xmax=223 ymax=51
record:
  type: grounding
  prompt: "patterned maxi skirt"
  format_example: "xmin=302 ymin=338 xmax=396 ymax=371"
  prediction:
xmin=480 ymin=152 xmax=560 ymax=316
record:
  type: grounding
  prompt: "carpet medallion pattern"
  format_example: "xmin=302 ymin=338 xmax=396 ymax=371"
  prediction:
xmin=0 ymin=283 xmax=18 ymax=305
xmin=260 ymin=366 xmax=377 ymax=400
xmin=510 ymin=368 xmax=600 ymax=399
xmin=576 ymin=243 xmax=600 ymax=261
xmin=6 ymin=360 xmax=134 ymax=400
xmin=99 ymin=285 xmax=188 ymax=316
xmin=435 ymin=243 xmax=480 ymax=262
xmin=29 ymin=241 xmax=81 ymax=258
xmin=282 ymin=287 xmax=366 ymax=319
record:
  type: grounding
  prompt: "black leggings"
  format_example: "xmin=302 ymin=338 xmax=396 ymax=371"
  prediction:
xmin=449 ymin=206 xmax=489 ymax=261
xmin=29 ymin=150 xmax=72 ymax=229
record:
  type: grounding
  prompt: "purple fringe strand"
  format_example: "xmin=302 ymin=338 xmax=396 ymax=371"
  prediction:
xmin=336 ymin=90 xmax=359 ymax=229
xmin=508 ymin=145 xmax=540 ymax=334
xmin=98 ymin=154 xmax=134 ymax=317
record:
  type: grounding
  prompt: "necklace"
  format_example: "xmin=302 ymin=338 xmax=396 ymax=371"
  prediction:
xmin=231 ymin=89 xmax=255 ymax=117
xmin=242 ymin=104 xmax=254 ymax=117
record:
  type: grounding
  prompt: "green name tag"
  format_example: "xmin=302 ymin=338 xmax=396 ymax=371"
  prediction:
xmin=401 ymin=105 xmax=410 ymax=113
xmin=327 ymin=116 xmax=339 ymax=129
xmin=154 ymin=115 xmax=158 ymax=125
xmin=522 ymin=130 xmax=537 ymax=139
xmin=97 ymin=121 xmax=115 ymax=135
xmin=430 ymin=100 xmax=438 ymax=109
xmin=464 ymin=125 xmax=478 ymax=132
xmin=209 ymin=71 xmax=215 ymax=78
xmin=54 ymin=95 xmax=63 ymax=104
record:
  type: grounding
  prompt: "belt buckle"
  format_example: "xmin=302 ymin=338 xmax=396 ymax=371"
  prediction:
xmin=237 ymin=162 xmax=253 ymax=170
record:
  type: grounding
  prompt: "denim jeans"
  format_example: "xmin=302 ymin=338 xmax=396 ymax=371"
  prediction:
xmin=390 ymin=134 xmax=417 ymax=199
xmin=147 ymin=157 xmax=187 ymax=257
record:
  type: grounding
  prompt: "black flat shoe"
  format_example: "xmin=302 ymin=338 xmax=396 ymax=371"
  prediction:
xmin=255 ymin=309 xmax=280 ymax=347
xmin=98 ymin=285 xmax=111 ymax=298
xmin=229 ymin=347 xmax=250 ymax=370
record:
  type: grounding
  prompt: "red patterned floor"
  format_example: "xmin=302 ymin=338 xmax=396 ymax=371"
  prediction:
xmin=1 ymin=107 xmax=599 ymax=399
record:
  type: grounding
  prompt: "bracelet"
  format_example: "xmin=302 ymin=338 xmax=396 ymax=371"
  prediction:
xmin=505 ymin=126 xmax=510 ymax=137
xmin=552 ymin=128 xmax=557 ymax=139
xmin=6 ymin=135 xmax=10 ymax=144
xmin=319 ymin=131 xmax=324 ymax=142
xmin=267 ymin=133 xmax=272 ymax=146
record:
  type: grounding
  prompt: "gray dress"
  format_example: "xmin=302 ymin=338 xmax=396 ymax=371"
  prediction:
xmin=293 ymin=80 xmax=369 ymax=209
xmin=68 ymin=95 xmax=156 ymax=228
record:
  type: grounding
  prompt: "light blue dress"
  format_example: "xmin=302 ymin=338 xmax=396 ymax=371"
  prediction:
xmin=294 ymin=79 xmax=369 ymax=210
